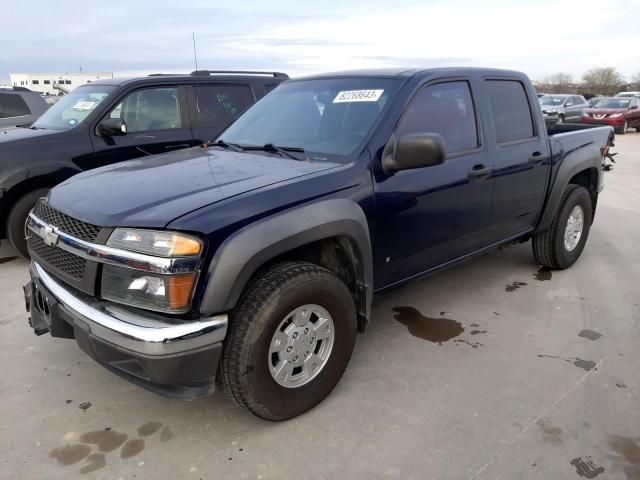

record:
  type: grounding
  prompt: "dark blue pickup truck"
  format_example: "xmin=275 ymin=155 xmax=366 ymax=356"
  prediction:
xmin=24 ymin=68 xmax=613 ymax=420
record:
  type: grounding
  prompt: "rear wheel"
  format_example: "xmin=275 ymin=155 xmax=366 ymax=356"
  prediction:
xmin=220 ymin=261 xmax=357 ymax=420
xmin=635 ymin=126 xmax=640 ymax=132
xmin=6 ymin=188 xmax=49 ymax=258
xmin=532 ymin=185 xmax=592 ymax=269
xmin=557 ymin=115 xmax=565 ymax=124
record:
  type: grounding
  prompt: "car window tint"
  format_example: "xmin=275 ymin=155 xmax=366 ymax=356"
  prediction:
xmin=193 ymin=84 xmax=253 ymax=127
xmin=109 ymin=87 xmax=182 ymax=132
xmin=485 ymin=80 xmax=534 ymax=144
xmin=0 ymin=93 xmax=31 ymax=118
xmin=396 ymin=81 xmax=478 ymax=154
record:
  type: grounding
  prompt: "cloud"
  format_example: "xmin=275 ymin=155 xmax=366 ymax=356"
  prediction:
xmin=2 ymin=0 xmax=639 ymax=82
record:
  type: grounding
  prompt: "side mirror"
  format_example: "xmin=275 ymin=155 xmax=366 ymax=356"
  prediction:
xmin=382 ymin=133 xmax=445 ymax=174
xmin=630 ymin=105 xmax=638 ymax=109
xmin=99 ymin=118 xmax=127 ymax=136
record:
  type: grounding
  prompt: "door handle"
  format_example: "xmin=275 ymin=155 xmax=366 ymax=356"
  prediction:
xmin=467 ymin=164 xmax=492 ymax=179
xmin=528 ymin=151 xmax=543 ymax=164
xmin=164 ymin=144 xmax=191 ymax=150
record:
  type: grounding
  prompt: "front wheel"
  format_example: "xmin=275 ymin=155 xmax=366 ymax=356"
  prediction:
xmin=615 ymin=121 xmax=627 ymax=134
xmin=220 ymin=261 xmax=357 ymax=420
xmin=6 ymin=188 xmax=49 ymax=258
xmin=532 ymin=185 xmax=593 ymax=269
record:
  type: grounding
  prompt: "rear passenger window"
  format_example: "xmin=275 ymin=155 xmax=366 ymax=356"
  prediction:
xmin=485 ymin=80 xmax=535 ymax=144
xmin=193 ymin=84 xmax=253 ymax=127
xmin=0 ymin=93 xmax=31 ymax=118
xmin=396 ymin=81 xmax=478 ymax=154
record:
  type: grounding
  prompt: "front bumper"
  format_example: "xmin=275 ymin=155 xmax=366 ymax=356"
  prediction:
xmin=582 ymin=116 xmax=625 ymax=127
xmin=25 ymin=262 xmax=228 ymax=399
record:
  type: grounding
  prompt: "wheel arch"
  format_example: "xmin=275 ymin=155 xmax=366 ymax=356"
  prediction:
xmin=199 ymin=199 xmax=373 ymax=331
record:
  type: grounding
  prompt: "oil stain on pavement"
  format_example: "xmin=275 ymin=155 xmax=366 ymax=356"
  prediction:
xmin=48 ymin=422 xmax=173 ymax=474
xmin=579 ymin=330 xmax=603 ymax=341
xmin=570 ymin=456 xmax=605 ymax=478
xmin=506 ymin=281 xmax=527 ymax=292
xmin=392 ymin=306 xmax=464 ymax=344
xmin=537 ymin=419 xmax=563 ymax=445
xmin=538 ymin=355 xmax=597 ymax=371
xmin=534 ymin=268 xmax=552 ymax=281
xmin=607 ymin=434 xmax=640 ymax=480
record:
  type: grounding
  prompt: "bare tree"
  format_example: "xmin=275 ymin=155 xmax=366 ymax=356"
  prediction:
xmin=543 ymin=72 xmax=573 ymax=93
xmin=581 ymin=67 xmax=624 ymax=96
xmin=630 ymin=72 xmax=640 ymax=91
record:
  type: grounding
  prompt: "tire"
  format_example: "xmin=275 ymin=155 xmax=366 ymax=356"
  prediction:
xmin=220 ymin=261 xmax=357 ymax=420
xmin=532 ymin=185 xmax=592 ymax=270
xmin=557 ymin=115 xmax=564 ymax=124
xmin=615 ymin=121 xmax=627 ymax=134
xmin=635 ymin=126 xmax=640 ymax=133
xmin=6 ymin=188 xmax=49 ymax=258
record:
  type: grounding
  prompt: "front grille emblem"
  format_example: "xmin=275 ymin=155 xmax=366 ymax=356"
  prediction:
xmin=40 ymin=225 xmax=59 ymax=247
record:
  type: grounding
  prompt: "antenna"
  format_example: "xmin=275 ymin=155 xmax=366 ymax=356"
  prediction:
xmin=192 ymin=32 xmax=199 ymax=71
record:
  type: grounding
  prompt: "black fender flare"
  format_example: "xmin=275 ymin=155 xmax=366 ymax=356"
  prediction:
xmin=536 ymin=140 xmax=601 ymax=232
xmin=199 ymin=198 xmax=373 ymax=322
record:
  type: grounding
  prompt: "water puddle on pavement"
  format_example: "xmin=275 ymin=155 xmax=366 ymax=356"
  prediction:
xmin=392 ymin=306 xmax=464 ymax=344
xmin=506 ymin=281 xmax=527 ymax=292
xmin=579 ymin=329 xmax=603 ymax=341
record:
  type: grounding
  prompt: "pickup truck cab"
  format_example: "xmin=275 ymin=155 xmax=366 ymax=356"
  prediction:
xmin=0 ymin=70 xmax=288 ymax=257
xmin=24 ymin=68 xmax=613 ymax=420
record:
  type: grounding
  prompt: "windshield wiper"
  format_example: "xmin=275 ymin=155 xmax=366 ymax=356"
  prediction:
xmin=209 ymin=139 xmax=245 ymax=152
xmin=243 ymin=143 xmax=305 ymax=160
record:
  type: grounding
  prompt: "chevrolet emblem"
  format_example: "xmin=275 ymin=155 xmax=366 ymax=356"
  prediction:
xmin=41 ymin=225 xmax=59 ymax=246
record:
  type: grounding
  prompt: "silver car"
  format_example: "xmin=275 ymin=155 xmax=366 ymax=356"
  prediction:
xmin=539 ymin=94 xmax=590 ymax=123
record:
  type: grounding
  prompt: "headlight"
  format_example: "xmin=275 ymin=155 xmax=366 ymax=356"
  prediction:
xmin=103 ymin=228 xmax=203 ymax=313
xmin=609 ymin=113 xmax=622 ymax=118
xmin=102 ymin=265 xmax=197 ymax=313
xmin=107 ymin=228 xmax=202 ymax=257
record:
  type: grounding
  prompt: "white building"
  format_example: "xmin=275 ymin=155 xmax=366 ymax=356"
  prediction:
xmin=9 ymin=72 xmax=113 ymax=95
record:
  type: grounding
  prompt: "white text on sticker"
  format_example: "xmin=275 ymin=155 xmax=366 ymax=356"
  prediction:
xmin=333 ymin=90 xmax=384 ymax=103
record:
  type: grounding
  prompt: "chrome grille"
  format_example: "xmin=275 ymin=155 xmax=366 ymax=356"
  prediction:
xmin=29 ymin=235 xmax=87 ymax=279
xmin=33 ymin=201 xmax=101 ymax=242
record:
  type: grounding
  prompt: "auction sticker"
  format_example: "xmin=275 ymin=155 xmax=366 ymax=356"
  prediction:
xmin=72 ymin=101 xmax=98 ymax=111
xmin=333 ymin=89 xmax=384 ymax=103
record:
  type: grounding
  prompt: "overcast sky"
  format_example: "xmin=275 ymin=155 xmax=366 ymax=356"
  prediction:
xmin=3 ymin=0 xmax=639 ymax=83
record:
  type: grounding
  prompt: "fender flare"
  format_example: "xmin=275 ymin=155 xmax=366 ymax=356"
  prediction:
xmin=199 ymin=198 xmax=373 ymax=321
xmin=537 ymin=141 xmax=601 ymax=232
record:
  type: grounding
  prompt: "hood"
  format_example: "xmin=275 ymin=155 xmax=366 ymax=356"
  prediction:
xmin=48 ymin=147 xmax=341 ymax=228
xmin=0 ymin=126 xmax=59 ymax=143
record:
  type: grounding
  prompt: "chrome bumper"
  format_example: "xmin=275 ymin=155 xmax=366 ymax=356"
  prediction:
xmin=33 ymin=263 xmax=228 ymax=355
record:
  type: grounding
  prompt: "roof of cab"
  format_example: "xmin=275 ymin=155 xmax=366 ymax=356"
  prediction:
xmin=82 ymin=71 xmax=289 ymax=87
xmin=292 ymin=66 xmax=527 ymax=82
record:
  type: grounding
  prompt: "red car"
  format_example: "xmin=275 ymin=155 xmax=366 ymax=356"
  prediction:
xmin=582 ymin=96 xmax=640 ymax=134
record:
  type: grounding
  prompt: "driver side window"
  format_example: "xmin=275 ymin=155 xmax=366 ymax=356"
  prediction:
xmin=396 ymin=81 xmax=479 ymax=155
xmin=108 ymin=87 xmax=182 ymax=132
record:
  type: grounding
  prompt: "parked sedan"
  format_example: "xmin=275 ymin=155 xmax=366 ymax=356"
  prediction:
xmin=539 ymin=94 xmax=590 ymax=123
xmin=582 ymin=97 xmax=640 ymax=134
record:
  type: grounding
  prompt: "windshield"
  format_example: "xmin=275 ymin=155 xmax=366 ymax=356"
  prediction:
xmin=594 ymin=98 xmax=630 ymax=109
xmin=539 ymin=95 xmax=566 ymax=106
xmin=219 ymin=78 xmax=402 ymax=160
xmin=32 ymin=85 xmax=115 ymax=130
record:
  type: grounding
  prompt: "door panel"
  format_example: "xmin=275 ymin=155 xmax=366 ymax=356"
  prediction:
xmin=483 ymin=79 xmax=549 ymax=241
xmin=373 ymin=80 xmax=494 ymax=288
xmin=88 ymin=86 xmax=193 ymax=169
